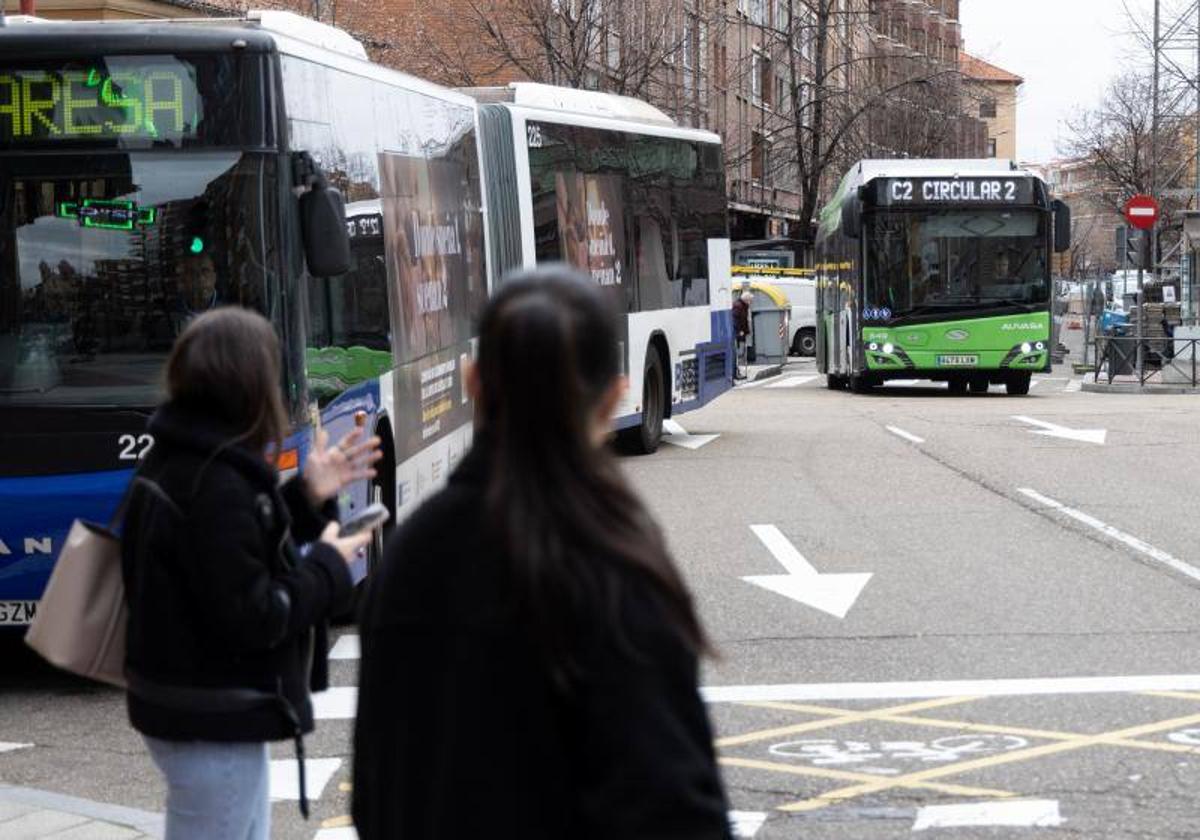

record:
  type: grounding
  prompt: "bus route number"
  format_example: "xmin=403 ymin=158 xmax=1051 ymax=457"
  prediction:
xmin=118 ymin=434 xmax=154 ymax=461
xmin=527 ymin=124 xmax=544 ymax=148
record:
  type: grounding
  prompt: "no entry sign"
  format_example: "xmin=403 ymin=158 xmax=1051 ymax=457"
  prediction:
xmin=1125 ymin=194 xmax=1160 ymax=230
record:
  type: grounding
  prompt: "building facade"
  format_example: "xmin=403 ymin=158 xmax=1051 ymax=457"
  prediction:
xmin=960 ymin=51 xmax=1022 ymax=160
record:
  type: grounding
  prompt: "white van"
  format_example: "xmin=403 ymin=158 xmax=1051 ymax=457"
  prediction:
xmin=732 ymin=267 xmax=817 ymax=355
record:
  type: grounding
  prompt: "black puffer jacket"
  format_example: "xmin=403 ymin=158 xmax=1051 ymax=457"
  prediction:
xmin=121 ymin=400 xmax=353 ymax=742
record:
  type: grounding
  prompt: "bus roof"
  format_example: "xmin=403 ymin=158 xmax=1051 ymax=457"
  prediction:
xmin=0 ymin=10 xmax=366 ymax=59
xmin=462 ymin=83 xmax=677 ymax=127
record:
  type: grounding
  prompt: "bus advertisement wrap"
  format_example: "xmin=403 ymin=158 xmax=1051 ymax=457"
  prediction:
xmin=379 ymin=152 xmax=478 ymax=459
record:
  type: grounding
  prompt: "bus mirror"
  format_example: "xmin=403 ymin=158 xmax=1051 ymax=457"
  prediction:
xmin=301 ymin=182 xmax=352 ymax=278
xmin=1053 ymin=199 xmax=1072 ymax=254
xmin=841 ymin=195 xmax=862 ymax=239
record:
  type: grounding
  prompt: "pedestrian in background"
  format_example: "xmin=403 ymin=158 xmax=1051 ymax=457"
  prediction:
xmin=353 ymin=268 xmax=731 ymax=840
xmin=733 ymin=288 xmax=753 ymax=379
xmin=121 ymin=307 xmax=382 ymax=840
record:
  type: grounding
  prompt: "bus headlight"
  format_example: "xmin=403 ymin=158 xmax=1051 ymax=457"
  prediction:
xmin=868 ymin=342 xmax=879 ymax=351
xmin=1021 ymin=342 xmax=1033 ymax=354
xmin=1035 ymin=341 xmax=1045 ymax=351
xmin=883 ymin=343 xmax=895 ymax=354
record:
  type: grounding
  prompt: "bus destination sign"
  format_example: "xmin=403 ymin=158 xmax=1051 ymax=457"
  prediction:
xmin=875 ymin=177 xmax=1036 ymax=207
xmin=0 ymin=60 xmax=200 ymax=146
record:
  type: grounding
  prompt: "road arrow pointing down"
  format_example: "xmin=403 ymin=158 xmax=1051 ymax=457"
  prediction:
xmin=743 ymin=525 xmax=872 ymax=619
xmin=1012 ymin=415 xmax=1107 ymax=445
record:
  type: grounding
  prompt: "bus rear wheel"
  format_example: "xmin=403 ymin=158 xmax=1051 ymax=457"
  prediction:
xmin=1006 ymin=372 xmax=1032 ymax=396
xmin=850 ymin=374 xmax=877 ymax=394
xmin=826 ymin=374 xmax=846 ymax=390
xmin=619 ymin=346 xmax=665 ymax=455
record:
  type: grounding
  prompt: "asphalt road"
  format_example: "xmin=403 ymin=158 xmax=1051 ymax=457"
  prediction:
xmin=5 ymin=351 xmax=1200 ymax=838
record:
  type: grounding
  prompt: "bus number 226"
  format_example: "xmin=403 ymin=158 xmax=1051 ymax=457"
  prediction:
xmin=118 ymin=434 xmax=155 ymax=461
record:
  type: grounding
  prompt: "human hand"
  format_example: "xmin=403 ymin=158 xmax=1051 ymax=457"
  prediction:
xmin=303 ymin=427 xmax=383 ymax=506
xmin=320 ymin=521 xmax=372 ymax=565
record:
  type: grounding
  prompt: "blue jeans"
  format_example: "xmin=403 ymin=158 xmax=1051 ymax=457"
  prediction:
xmin=144 ymin=736 xmax=270 ymax=840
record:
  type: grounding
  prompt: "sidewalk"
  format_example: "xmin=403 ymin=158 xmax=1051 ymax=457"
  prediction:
xmin=737 ymin=360 xmax=788 ymax=384
xmin=0 ymin=785 xmax=162 ymax=840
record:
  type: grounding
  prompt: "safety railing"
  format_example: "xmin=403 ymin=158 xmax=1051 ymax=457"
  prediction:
xmin=1093 ymin=336 xmax=1200 ymax=386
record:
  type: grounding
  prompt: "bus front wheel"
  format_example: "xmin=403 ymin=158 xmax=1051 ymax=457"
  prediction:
xmin=1006 ymin=372 xmax=1032 ymax=396
xmin=968 ymin=378 xmax=990 ymax=394
xmin=620 ymin=347 xmax=665 ymax=455
xmin=826 ymin=374 xmax=846 ymax=390
xmin=948 ymin=378 xmax=968 ymax=395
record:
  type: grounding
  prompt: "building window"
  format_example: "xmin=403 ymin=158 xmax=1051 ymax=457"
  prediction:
xmin=987 ymin=138 xmax=997 ymax=158
xmin=761 ymin=55 xmax=774 ymax=106
xmin=980 ymin=97 xmax=997 ymax=118
xmin=715 ymin=42 xmax=727 ymax=88
xmin=751 ymin=131 xmax=769 ymax=182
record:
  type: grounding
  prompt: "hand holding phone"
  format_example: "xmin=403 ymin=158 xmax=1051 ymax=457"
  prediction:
xmin=338 ymin=502 xmax=390 ymax=538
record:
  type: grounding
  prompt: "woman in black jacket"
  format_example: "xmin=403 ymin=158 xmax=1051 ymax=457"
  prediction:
xmin=122 ymin=307 xmax=381 ymax=840
xmin=354 ymin=269 xmax=731 ymax=839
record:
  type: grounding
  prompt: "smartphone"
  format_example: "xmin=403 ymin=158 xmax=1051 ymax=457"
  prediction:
xmin=338 ymin=502 xmax=390 ymax=538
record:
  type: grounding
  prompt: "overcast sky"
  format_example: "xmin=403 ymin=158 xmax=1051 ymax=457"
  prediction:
xmin=959 ymin=0 xmax=1154 ymax=163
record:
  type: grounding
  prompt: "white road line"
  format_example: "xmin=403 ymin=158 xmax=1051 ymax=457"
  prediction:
xmin=269 ymin=758 xmax=342 ymax=801
xmin=765 ymin=375 xmax=817 ymax=389
xmin=730 ymin=811 xmax=768 ymax=837
xmin=1065 ymin=379 xmax=1083 ymax=393
xmin=1028 ymin=378 xmax=1041 ymax=389
xmin=913 ymin=800 xmax=1062 ymax=831
xmin=313 ymin=687 xmax=358 ymax=720
xmin=0 ymin=742 xmax=33 ymax=753
xmin=329 ymin=634 xmax=360 ymax=660
xmin=883 ymin=379 xmax=922 ymax=386
xmin=886 ymin=425 xmax=924 ymax=444
xmin=1017 ymin=487 xmax=1200 ymax=583
xmin=701 ymin=673 xmax=1200 ymax=703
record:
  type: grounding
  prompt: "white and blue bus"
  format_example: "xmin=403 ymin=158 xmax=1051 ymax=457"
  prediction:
xmin=0 ymin=11 xmax=486 ymax=623
xmin=470 ymin=84 xmax=734 ymax=453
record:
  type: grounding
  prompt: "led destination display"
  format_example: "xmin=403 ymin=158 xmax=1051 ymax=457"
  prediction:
xmin=0 ymin=58 xmax=203 ymax=146
xmin=874 ymin=177 xmax=1038 ymax=207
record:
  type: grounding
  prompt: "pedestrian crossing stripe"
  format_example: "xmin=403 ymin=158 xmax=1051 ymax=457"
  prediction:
xmin=269 ymin=758 xmax=342 ymax=802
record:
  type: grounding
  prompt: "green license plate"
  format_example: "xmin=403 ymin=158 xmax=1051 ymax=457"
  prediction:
xmin=937 ymin=354 xmax=978 ymax=367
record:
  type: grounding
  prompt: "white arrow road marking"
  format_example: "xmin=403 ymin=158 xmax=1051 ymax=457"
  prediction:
xmin=313 ymin=686 xmax=358 ymax=720
xmin=662 ymin=419 xmax=720 ymax=450
xmin=913 ymin=799 xmax=1062 ymax=830
xmin=730 ymin=811 xmax=768 ymax=837
xmin=1012 ymin=415 xmax=1107 ymax=444
xmin=0 ymin=742 xmax=32 ymax=753
xmin=886 ymin=425 xmax=924 ymax=444
xmin=269 ymin=758 xmax=342 ymax=801
xmin=1018 ymin=488 xmax=1200 ymax=583
xmin=743 ymin=525 xmax=872 ymax=619
xmin=701 ymin=673 xmax=1200 ymax=704
xmin=765 ymin=375 xmax=817 ymax=389
xmin=329 ymin=634 xmax=360 ymax=660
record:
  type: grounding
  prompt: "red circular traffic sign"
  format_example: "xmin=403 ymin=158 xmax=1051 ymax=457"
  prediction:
xmin=1125 ymin=194 xmax=1160 ymax=230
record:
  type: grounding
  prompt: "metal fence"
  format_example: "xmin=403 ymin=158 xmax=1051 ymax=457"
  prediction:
xmin=1093 ymin=336 xmax=1200 ymax=386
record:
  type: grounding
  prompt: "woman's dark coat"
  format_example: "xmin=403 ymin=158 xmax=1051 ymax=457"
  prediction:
xmin=353 ymin=443 xmax=731 ymax=840
xmin=121 ymin=400 xmax=354 ymax=742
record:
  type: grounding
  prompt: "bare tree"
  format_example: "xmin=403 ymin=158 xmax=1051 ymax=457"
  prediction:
xmin=729 ymin=1 xmax=982 ymax=255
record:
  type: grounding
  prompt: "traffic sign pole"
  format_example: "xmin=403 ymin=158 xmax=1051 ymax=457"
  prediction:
xmin=1125 ymin=195 xmax=1161 ymax=386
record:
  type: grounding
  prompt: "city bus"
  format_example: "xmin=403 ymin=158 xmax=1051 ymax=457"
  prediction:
xmin=0 ymin=11 xmax=485 ymax=624
xmin=816 ymin=159 xmax=1071 ymax=395
xmin=469 ymin=83 xmax=734 ymax=453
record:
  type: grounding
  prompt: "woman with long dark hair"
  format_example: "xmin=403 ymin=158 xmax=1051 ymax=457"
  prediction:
xmin=354 ymin=268 xmax=730 ymax=839
xmin=121 ymin=307 xmax=382 ymax=839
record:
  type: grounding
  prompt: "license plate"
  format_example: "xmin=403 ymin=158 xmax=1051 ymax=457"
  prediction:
xmin=937 ymin=354 xmax=978 ymax=367
xmin=0 ymin=601 xmax=37 ymax=626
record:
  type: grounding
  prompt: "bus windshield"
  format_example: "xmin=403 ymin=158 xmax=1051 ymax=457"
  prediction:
xmin=866 ymin=209 xmax=1049 ymax=319
xmin=0 ymin=151 xmax=278 ymax=406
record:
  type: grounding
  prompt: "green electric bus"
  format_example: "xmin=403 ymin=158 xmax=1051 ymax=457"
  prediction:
xmin=816 ymin=160 xmax=1070 ymax=395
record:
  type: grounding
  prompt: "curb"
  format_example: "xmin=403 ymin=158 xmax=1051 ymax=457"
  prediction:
xmin=0 ymin=784 xmax=164 ymax=838
xmin=749 ymin=364 xmax=783 ymax=382
xmin=1080 ymin=381 xmax=1200 ymax=395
